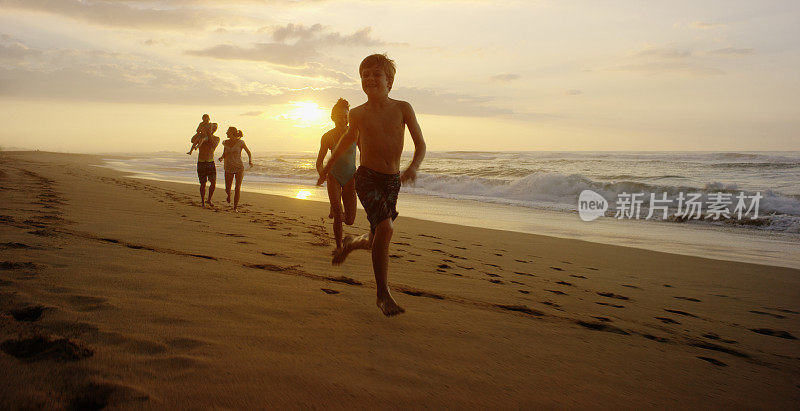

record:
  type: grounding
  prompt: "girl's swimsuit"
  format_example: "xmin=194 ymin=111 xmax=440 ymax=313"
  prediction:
xmin=330 ymin=141 xmax=357 ymax=186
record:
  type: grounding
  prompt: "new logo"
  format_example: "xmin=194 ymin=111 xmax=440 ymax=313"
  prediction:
xmin=578 ymin=190 xmax=607 ymax=221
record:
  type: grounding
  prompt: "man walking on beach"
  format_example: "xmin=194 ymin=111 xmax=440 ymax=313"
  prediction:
xmin=195 ymin=122 xmax=220 ymax=208
xmin=317 ymin=54 xmax=426 ymax=316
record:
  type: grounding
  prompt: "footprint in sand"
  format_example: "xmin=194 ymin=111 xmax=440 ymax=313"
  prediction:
xmin=0 ymin=335 xmax=93 ymax=361
xmin=570 ymin=275 xmax=587 ymax=279
xmin=495 ymin=304 xmax=543 ymax=316
xmin=576 ymin=320 xmax=629 ymax=335
xmin=320 ymin=288 xmax=340 ymax=295
xmin=642 ymin=334 xmax=670 ymax=343
xmin=488 ymin=279 xmax=504 ymax=284
xmin=664 ymin=309 xmax=698 ymax=318
xmin=697 ymin=356 xmax=727 ymax=367
xmin=555 ymin=281 xmax=573 ymax=286
xmin=689 ymin=342 xmax=749 ymax=358
xmin=329 ymin=276 xmax=362 ymax=286
xmin=702 ymin=333 xmax=737 ymax=344
xmin=596 ymin=302 xmax=625 ymax=308
xmin=398 ymin=289 xmax=444 ymax=300
xmin=655 ymin=317 xmax=680 ymax=325
xmin=549 ymin=266 xmax=564 ymax=271
xmin=597 ymin=292 xmax=629 ymax=301
xmin=0 ymin=261 xmax=42 ymax=270
xmin=10 ymin=305 xmax=46 ymax=322
xmin=749 ymin=310 xmax=785 ymax=319
xmin=68 ymin=381 xmax=149 ymax=409
xmin=674 ymin=296 xmax=701 ymax=302
xmin=545 ymin=289 xmax=567 ymax=295
xmin=749 ymin=328 xmax=797 ymax=340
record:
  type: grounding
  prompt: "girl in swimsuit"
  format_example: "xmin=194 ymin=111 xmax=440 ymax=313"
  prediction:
xmin=218 ymin=126 xmax=252 ymax=212
xmin=315 ymin=98 xmax=357 ymax=250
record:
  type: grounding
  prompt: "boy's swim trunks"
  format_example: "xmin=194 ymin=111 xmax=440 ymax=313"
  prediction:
xmin=355 ymin=166 xmax=400 ymax=233
xmin=197 ymin=161 xmax=216 ymax=184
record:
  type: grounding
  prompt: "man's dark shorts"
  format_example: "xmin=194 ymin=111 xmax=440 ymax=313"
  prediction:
xmin=197 ymin=161 xmax=216 ymax=184
xmin=355 ymin=166 xmax=400 ymax=234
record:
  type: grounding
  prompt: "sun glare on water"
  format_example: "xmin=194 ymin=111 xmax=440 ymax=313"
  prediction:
xmin=278 ymin=101 xmax=328 ymax=128
xmin=295 ymin=190 xmax=312 ymax=200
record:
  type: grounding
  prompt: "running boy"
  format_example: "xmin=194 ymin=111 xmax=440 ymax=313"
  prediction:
xmin=187 ymin=114 xmax=213 ymax=155
xmin=317 ymin=54 xmax=426 ymax=316
xmin=315 ymin=98 xmax=357 ymax=250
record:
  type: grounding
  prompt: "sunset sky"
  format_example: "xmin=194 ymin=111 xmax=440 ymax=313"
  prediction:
xmin=1 ymin=0 xmax=798 ymax=152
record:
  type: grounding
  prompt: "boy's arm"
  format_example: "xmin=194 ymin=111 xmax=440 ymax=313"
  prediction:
xmin=315 ymin=133 xmax=330 ymax=177
xmin=400 ymin=102 xmax=426 ymax=183
xmin=316 ymin=125 xmax=357 ymax=186
xmin=242 ymin=142 xmax=253 ymax=166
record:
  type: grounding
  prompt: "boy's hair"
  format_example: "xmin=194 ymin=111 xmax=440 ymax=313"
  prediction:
xmin=202 ymin=114 xmax=210 ymax=121
xmin=331 ymin=98 xmax=349 ymax=116
xmin=359 ymin=53 xmax=396 ymax=91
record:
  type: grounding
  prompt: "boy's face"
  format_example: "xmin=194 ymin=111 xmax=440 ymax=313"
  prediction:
xmin=360 ymin=65 xmax=390 ymax=97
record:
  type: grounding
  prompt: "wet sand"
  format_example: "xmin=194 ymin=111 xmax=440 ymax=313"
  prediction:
xmin=1 ymin=151 xmax=798 ymax=408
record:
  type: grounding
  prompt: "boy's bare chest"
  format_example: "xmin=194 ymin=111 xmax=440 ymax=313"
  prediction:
xmin=358 ymin=108 xmax=404 ymax=139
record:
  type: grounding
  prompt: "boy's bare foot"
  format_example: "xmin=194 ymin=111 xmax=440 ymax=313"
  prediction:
xmin=207 ymin=200 xmax=214 ymax=208
xmin=376 ymin=293 xmax=405 ymax=317
xmin=226 ymin=193 xmax=231 ymax=203
xmin=331 ymin=235 xmax=354 ymax=265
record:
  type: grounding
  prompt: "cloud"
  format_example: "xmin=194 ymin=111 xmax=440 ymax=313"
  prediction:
xmin=0 ymin=0 xmax=236 ymax=30
xmin=240 ymin=111 xmax=263 ymax=116
xmin=691 ymin=21 xmax=726 ymax=29
xmin=186 ymin=43 xmax=319 ymax=66
xmin=566 ymin=89 xmax=582 ymax=95
xmin=0 ymin=34 xmax=41 ymax=61
xmin=272 ymin=62 xmax=354 ymax=83
xmin=186 ymin=24 xmax=385 ymax=83
xmin=491 ymin=74 xmax=520 ymax=82
xmin=708 ymin=47 xmax=754 ymax=56
xmin=605 ymin=45 xmax=723 ymax=76
xmin=612 ymin=61 xmax=723 ymax=76
xmin=392 ymin=87 xmax=512 ymax=117
xmin=634 ymin=47 xmax=691 ymax=59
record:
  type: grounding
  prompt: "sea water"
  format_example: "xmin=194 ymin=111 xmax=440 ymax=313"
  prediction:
xmin=102 ymin=151 xmax=800 ymax=268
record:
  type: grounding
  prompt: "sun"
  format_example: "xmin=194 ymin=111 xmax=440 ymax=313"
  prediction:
xmin=278 ymin=101 xmax=328 ymax=128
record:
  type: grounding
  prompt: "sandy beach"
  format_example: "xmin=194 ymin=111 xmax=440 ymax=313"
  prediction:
xmin=1 ymin=150 xmax=798 ymax=408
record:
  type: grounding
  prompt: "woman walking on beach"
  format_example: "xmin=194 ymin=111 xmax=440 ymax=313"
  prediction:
xmin=315 ymin=98 xmax=357 ymax=250
xmin=218 ymin=127 xmax=252 ymax=212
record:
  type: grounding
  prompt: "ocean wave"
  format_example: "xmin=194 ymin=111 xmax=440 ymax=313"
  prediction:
xmin=405 ymin=171 xmax=800 ymax=218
